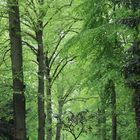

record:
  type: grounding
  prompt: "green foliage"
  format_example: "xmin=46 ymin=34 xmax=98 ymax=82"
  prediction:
xmin=0 ymin=0 xmax=139 ymax=139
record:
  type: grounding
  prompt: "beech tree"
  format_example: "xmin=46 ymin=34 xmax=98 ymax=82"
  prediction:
xmin=8 ymin=0 xmax=26 ymax=139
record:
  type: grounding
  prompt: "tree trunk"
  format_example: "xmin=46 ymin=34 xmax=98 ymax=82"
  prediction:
xmin=36 ymin=27 xmax=45 ymax=140
xmin=45 ymin=57 xmax=53 ymax=140
xmin=8 ymin=0 xmax=26 ymax=139
xmin=55 ymin=100 xmax=63 ymax=140
xmin=110 ymin=80 xmax=117 ymax=140
xmin=36 ymin=0 xmax=46 ymax=139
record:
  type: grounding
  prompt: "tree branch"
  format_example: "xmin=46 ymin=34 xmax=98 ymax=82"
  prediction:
xmin=51 ymin=56 xmax=77 ymax=86
xmin=22 ymin=41 xmax=37 ymax=55
xmin=49 ymin=48 xmax=63 ymax=69
xmin=20 ymin=20 xmax=33 ymax=29
xmin=0 ymin=48 xmax=10 ymax=67
xmin=62 ymin=82 xmax=78 ymax=103
xmin=51 ymin=58 xmax=66 ymax=80
xmin=49 ymin=21 xmax=77 ymax=68
xmin=49 ymin=35 xmax=65 ymax=65
xmin=43 ymin=0 xmax=74 ymax=28
xmin=23 ymin=31 xmax=37 ymax=41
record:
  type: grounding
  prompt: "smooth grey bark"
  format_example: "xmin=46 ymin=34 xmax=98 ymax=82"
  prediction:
xmin=8 ymin=0 xmax=26 ymax=139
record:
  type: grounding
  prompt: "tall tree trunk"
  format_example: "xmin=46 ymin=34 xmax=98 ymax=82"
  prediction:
xmin=8 ymin=0 xmax=26 ymax=139
xmin=55 ymin=100 xmax=63 ymax=140
xmin=36 ymin=1 xmax=45 ymax=140
xmin=45 ymin=56 xmax=53 ymax=140
xmin=36 ymin=27 xmax=45 ymax=140
xmin=110 ymin=80 xmax=117 ymax=140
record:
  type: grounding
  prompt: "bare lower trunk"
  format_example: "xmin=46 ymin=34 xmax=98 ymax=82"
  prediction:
xmin=46 ymin=57 xmax=52 ymax=140
xmin=36 ymin=21 xmax=45 ymax=140
xmin=35 ymin=0 xmax=46 ymax=139
xmin=8 ymin=0 xmax=26 ymax=139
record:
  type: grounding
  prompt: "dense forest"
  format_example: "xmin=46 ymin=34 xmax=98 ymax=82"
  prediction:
xmin=0 ymin=0 xmax=140 ymax=140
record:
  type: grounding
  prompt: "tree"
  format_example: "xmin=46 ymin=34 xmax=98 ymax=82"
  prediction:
xmin=35 ymin=0 xmax=45 ymax=139
xmin=66 ymin=0 xmax=128 ymax=139
xmin=8 ymin=0 xmax=26 ymax=139
xmin=21 ymin=1 xmax=79 ymax=139
xmin=118 ymin=0 xmax=140 ymax=139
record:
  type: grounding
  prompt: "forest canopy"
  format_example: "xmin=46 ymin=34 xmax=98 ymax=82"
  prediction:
xmin=0 ymin=0 xmax=140 ymax=140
